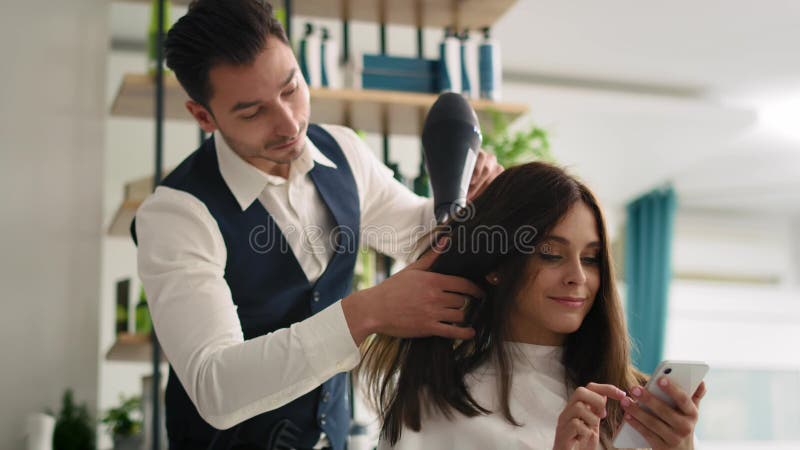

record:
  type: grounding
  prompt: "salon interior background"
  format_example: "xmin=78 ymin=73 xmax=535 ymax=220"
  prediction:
xmin=1 ymin=0 xmax=799 ymax=449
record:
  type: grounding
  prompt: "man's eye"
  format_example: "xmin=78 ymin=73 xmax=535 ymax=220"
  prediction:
xmin=242 ymin=110 xmax=260 ymax=120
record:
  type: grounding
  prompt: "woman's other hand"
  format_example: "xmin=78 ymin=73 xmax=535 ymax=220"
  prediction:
xmin=553 ymin=383 xmax=626 ymax=450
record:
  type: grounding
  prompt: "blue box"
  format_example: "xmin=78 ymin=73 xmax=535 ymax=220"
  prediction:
xmin=363 ymin=54 xmax=439 ymax=75
xmin=362 ymin=73 xmax=438 ymax=93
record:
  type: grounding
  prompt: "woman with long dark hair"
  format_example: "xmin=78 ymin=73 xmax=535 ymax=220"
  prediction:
xmin=358 ymin=162 xmax=706 ymax=449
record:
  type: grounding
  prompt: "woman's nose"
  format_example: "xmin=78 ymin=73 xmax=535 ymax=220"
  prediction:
xmin=563 ymin=257 xmax=588 ymax=285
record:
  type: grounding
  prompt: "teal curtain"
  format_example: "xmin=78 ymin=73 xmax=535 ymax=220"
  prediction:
xmin=625 ymin=186 xmax=677 ymax=373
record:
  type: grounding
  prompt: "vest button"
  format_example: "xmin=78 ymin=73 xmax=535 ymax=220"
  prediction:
xmin=319 ymin=413 xmax=327 ymax=427
xmin=322 ymin=392 xmax=330 ymax=403
xmin=313 ymin=291 xmax=320 ymax=302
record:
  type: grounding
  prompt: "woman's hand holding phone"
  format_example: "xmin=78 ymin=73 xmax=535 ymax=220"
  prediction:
xmin=619 ymin=377 xmax=706 ymax=449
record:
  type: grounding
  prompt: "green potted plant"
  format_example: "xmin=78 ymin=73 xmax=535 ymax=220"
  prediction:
xmin=49 ymin=389 xmax=95 ymax=450
xmin=101 ymin=395 xmax=143 ymax=450
xmin=481 ymin=110 xmax=553 ymax=167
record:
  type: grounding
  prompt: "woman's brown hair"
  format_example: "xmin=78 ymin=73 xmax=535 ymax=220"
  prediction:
xmin=357 ymin=162 xmax=646 ymax=447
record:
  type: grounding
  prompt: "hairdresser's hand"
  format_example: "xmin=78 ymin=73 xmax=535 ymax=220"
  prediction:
xmin=620 ymin=378 xmax=706 ymax=450
xmin=341 ymin=240 xmax=484 ymax=345
xmin=467 ymin=150 xmax=503 ymax=202
xmin=553 ymin=383 xmax=627 ymax=450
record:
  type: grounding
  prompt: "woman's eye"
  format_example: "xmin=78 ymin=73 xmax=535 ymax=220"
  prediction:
xmin=539 ymin=254 xmax=562 ymax=262
xmin=283 ymin=86 xmax=297 ymax=97
xmin=582 ymin=256 xmax=600 ymax=265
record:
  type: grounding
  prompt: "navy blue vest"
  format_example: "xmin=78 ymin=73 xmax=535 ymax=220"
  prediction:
xmin=144 ymin=125 xmax=359 ymax=450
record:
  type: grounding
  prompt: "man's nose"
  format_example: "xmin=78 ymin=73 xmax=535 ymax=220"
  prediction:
xmin=272 ymin=103 xmax=299 ymax=138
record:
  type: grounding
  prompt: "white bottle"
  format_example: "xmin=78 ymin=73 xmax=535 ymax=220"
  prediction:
xmin=25 ymin=413 xmax=54 ymax=450
xmin=460 ymin=30 xmax=480 ymax=98
xmin=438 ymin=27 xmax=462 ymax=93
xmin=321 ymin=27 xmax=341 ymax=88
xmin=299 ymin=23 xmax=322 ymax=88
xmin=479 ymin=27 xmax=502 ymax=101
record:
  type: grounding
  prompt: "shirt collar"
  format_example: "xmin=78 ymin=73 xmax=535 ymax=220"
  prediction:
xmin=215 ymin=131 xmax=338 ymax=211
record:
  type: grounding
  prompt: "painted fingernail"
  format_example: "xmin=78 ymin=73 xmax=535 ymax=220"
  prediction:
xmin=621 ymin=397 xmax=631 ymax=407
xmin=625 ymin=414 xmax=633 ymax=420
xmin=659 ymin=377 xmax=669 ymax=387
xmin=602 ymin=409 xmax=608 ymax=418
xmin=631 ymin=386 xmax=642 ymax=397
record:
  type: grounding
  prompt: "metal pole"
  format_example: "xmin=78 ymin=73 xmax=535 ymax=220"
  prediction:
xmin=416 ymin=27 xmax=423 ymax=58
xmin=382 ymin=133 xmax=389 ymax=165
xmin=379 ymin=23 xmax=387 ymax=55
xmin=379 ymin=14 xmax=391 ymax=277
xmin=381 ymin=134 xmax=393 ymax=278
xmin=342 ymin=20 xmax=350 ymax=64
xmin=285 ymin=0 xmax=293 ymax=44
xmin=152 ymin=0 xmax=166 ymax=449
xmin=414 ymin=26 xmax=429 ymax=196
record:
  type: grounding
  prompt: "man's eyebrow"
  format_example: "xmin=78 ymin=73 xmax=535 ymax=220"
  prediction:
xmin=281 ymin=68 xmax=296 ymax=87
xmin=230 ymin=100 xmax=262 ymax=113
xmin=229 ymin=70 xmax=297 ymax=113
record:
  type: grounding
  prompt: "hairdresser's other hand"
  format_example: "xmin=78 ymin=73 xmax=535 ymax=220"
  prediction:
xmin=553 ymin=383 xmax=627 ymax=450
xmin=341 ymin=238 xmax=484 ymax=345
xmin=620 ymin=378 xmax=706 ymax=450
xmin=467 ymin=150 xmax=503 ymax=202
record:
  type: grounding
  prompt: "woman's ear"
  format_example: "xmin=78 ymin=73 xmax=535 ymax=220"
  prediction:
xmin=485 ymin=272 xmax=501 ymax=285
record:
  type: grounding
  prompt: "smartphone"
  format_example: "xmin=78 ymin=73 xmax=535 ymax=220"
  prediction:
xmin=611 ymin=360 xmax=709 ymax=449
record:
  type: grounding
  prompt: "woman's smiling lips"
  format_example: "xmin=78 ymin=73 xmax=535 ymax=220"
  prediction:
xmin=549 ymin=296 xmax=586 ymax=308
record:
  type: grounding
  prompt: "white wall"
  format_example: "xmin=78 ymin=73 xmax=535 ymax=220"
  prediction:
xmin=667 ymin=281 xmax=800 ymax=369
xmin=0 ymin=0 xmax=108 ymax=448
xmin=673 ymin=209 xmax=795 ymax=285
xmin=789 ymin=217 xmax=800 ymax=286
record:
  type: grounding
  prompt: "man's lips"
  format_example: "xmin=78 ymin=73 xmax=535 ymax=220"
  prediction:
xmin=271 ymin=136 xmax=300 ymax=150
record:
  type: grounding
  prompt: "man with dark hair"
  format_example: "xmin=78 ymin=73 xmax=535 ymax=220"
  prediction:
xmin=135 ymin=1 xmax=502 ymax=449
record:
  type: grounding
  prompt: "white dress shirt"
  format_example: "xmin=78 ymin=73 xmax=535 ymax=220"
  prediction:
xmin=378 ymin=343 xmax=571 ymax=450
xmin=135 ymin=124 xmax=435 ymax=430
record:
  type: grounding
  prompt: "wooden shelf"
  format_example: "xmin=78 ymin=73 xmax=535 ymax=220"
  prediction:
xmin=111 ymin=73 xmax=529 ymax=136
xmin=118 ymin=0 xmax=517 ymax=29
xmin=108 ymin=199 xmax=142 ymax=237
xmin=106 ymin=332 xmax=166 ymax=362
xmin=107 ymin=169 xmax=172 ymax=237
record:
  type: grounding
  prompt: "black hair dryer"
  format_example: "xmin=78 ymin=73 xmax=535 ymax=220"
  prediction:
xmin=421 ymin=92 xmax=483 ymax=223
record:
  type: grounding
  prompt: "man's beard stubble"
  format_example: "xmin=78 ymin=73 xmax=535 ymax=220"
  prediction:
xmin=220 ymin=120 xmax=308 ymax=165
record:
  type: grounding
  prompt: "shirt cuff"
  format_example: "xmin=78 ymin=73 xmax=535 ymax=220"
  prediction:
xmin=409 ymin=197 xmax=437 ymax=261
xmin=295 ymin=301 xmax=361 ymax=378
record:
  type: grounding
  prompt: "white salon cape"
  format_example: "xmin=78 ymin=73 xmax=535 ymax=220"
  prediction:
xmin=379 ymin=343 xmax=570 ymax=450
